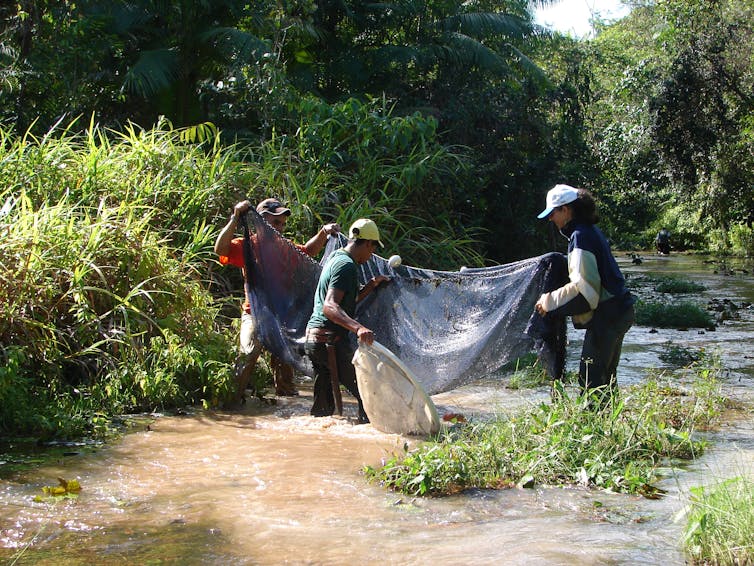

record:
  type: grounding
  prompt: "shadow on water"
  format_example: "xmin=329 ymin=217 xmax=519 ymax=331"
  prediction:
xmin=1 ymin=253 xmax=753 ymax=565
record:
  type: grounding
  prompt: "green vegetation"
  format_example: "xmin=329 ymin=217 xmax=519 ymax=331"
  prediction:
xmin=682 ymin=476 xmax=754 ymax=565
xmin=626 ymin=274 xmax=706 ymax=295
xmin=653 ymin=277 xmax=706 ymax=294
xmin=658 ymin=342 xmax=715 ymax=368
xmin=2 ymin=1 xmax=752 ymax=260
xmin=366 ymin=363 xmax=725 ymax=497
xmin=1 ymin=1 xmax=752 ymax=441
xmin=635 ymin=301 xmax=715 ymax=329
xmin=0 ymin=7 xmax=752 ymax=558
xmin=505 ymin=354 xmax=577 ymax=390
xmin=0 ymin=113 xmax=482 ymax=439
xmin=0 ymin=192 xmax=236 ymax=438
xmin=504 ymin=354 xmax=549 ymax=390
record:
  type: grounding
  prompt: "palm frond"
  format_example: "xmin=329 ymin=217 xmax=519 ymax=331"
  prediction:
xmin=287 ymin=19 xmax=329 ymax=44
xmin=441 ymin=12 xmax=530 ymax=39
xmin=438 ymin=33 xmax=511 ymax=75
xmin=122 ymin=48 xmax=181 ymax=97
xmin=502 ymin=42 xmax=550 ymax=85
xmin=199 ymin=27 xmax=271 ymax=62
xmin=179 ymin=122 xmax=218 ymax=144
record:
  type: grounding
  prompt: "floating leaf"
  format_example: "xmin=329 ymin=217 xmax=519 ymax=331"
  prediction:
xmin=58 ymin=477 xmax=82 ymax=492
xmin=38 ymin=477 xmax=82 ymax=499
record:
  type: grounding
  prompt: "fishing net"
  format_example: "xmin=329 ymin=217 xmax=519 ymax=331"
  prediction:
xmin=352 ymin=341 xmax=440 ymax=436
xmin=241 ymin=210 xmax=567 ymax=395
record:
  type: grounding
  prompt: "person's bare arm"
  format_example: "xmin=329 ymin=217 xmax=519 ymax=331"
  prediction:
xmin=214 ymin=201 xmax=251 ymax=256
xmin=357 ymin=275 xmax=390 ymax=303
xmin=302 ymin=223 xmax=340 ymax=257
xmin=323 ymin=287 xmax=374 ymax=345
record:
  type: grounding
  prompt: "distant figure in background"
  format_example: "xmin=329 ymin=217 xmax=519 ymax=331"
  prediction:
xmin=534 ymin=184 xmax=635 ymax=401
xmin=655 ymin=228 xmax=671 ymax=255
xmin=215 ymin=198 xmax=339 ymax=405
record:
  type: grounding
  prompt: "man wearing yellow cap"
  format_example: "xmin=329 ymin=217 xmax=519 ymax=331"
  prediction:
xmin=305 ymin=219 xmax=389 ymax=423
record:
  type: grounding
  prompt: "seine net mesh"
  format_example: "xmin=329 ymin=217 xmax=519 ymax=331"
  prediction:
xmin=242 ymin=210 xmax=566 ymax=395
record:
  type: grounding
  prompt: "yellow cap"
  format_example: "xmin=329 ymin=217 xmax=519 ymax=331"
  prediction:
xmin=348 ymin=218 xmax=384 ymax=248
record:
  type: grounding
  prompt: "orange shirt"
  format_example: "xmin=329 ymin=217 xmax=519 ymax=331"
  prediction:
xmin=219 ymin=237 xmax=308 ymax=313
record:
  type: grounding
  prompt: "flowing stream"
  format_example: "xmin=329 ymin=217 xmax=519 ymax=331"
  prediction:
xmin=2 ymin=254 xmax=753 ymax=565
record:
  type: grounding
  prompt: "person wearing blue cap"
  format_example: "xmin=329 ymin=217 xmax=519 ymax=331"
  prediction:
xmin=534 ymin=185 xmax=635 ymax=400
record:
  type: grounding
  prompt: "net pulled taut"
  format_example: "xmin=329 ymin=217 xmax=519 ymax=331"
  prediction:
xmin=243 ymin=210 xmax=566 ymax=395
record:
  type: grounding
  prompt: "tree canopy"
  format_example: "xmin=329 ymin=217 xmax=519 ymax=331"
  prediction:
xmin=2 ymin=0 xmax=753 ymax=259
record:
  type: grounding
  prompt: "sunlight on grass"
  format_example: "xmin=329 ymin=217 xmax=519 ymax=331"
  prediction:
xmin=366 ymin=361 xmax=726 ymax=497
xmin=680 ymin=474 xmax=754 ymax=565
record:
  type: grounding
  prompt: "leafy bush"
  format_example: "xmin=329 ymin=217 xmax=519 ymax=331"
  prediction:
xmin=729 ymin=223 xmax=754 ymax=256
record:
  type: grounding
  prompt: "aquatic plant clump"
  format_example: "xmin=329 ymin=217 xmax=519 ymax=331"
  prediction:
xmin=634 ymin=300 xmax=715 ymax=329
xmin=627 ymin=274 xmax=707 ymax=295
xmin=682 ymin=476 xmax=754 ymax=565
xmin=658 ymin=342 xmax=716 ymax=368
xmin=366 ymin=364 xmax=726 ymax=497
xmin=653 ymin=276 xmax=706 ymax=294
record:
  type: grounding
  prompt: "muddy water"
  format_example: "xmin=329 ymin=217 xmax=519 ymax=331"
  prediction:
xmin=2 ymin=254 xmax=753 ymax=565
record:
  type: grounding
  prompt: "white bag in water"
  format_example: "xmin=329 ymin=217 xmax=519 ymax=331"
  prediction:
xmin=352 ymin=341 xmax=440 ymax=436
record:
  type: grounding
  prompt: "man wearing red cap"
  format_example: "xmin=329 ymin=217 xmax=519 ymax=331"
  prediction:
xmin=215 ymin=198 xmax=339 ymax=405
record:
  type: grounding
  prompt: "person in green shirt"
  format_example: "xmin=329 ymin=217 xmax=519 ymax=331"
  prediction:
xmin=305 ymin=219 xmax=389 ymax=423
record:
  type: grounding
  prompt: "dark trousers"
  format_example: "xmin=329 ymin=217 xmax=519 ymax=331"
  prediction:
xmin=305 ymin=339 xmax=366 ymax=419
xmin=270 ymin=355 xmax=297 ymax=395
xmin=580 ymin=302 xmax=635 ymax=392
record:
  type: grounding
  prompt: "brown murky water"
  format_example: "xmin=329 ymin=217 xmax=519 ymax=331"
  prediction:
xmin=2 ymin=254 xmax=753 ymax=565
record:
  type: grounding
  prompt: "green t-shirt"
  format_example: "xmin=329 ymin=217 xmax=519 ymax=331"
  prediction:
xmin=307 ymin=249 xmax=358 ymax=334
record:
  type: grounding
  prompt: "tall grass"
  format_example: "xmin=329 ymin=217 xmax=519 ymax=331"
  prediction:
xmin=681 ymin=475 xmax=754 ymax=564
xmin=251 ymin=97 xmax=486 ymax=269
xmin=0 ymin=116 xmax=250 ymax=248
xmin=0 ymin=194 xmax=236 ymax=437
xmin=0 ymin=112 xmax=484 ymax=438
xmin=366 ymin=361 xmax=726 ymax=497
xmin=0 ymin=119 xmax=251 ymax=437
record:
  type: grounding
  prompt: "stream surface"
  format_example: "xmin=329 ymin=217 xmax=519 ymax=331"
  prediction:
xmin=1 ymin=253 xmax=753 ymax=565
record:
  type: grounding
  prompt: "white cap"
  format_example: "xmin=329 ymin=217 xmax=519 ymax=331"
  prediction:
xmin=537 ymin=184 xmax=579 ymax=219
